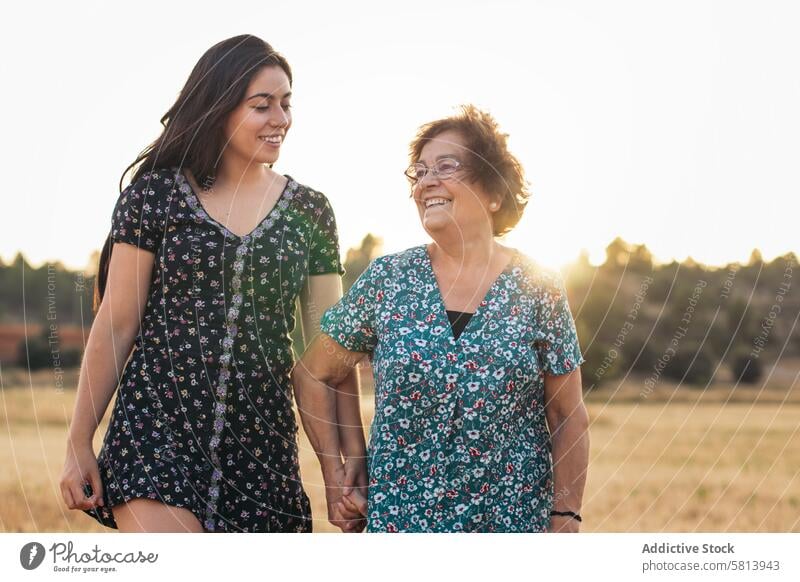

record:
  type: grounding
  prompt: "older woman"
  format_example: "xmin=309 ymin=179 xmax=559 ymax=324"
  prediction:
xmin=293 ymin=105 xmax=589 ymax=533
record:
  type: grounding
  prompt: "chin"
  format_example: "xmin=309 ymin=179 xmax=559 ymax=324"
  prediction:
xmin=254 ymin=152 xmax=279 ymax=165
xmin=422 ymin=215 xmax=453 ymax=233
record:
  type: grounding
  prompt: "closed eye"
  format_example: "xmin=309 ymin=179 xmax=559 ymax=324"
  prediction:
xmin=254 ymin=103 xmax=291 ymax=112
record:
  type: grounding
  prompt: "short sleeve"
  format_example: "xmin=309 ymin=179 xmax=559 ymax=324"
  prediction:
xmin=308 ymin=194 xmax=345 ymax=276
xmin=319 ymin=258 xmax=384 ymax=354
xmin=110 ymin=170 xmax=173 ymax=252
xmin=534 ymin=272 xmax=585 ymax=375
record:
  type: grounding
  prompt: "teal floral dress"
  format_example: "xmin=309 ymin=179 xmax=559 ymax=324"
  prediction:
xmin=320 ymin=245 xmax=584 ymax=532
xmin=85 ymin=167 xmax=343 ymax=532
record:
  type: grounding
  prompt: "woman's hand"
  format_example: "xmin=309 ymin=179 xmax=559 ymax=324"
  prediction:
xmin=60 ymin=438 xmax=103 ymax=511
xmin=338 ymin=487 xmax=368 ymax=531
xmin=323 ymin=459 xmax=367 ymax=533
xmin=321 ymin=461 xmax=365 ymax=533
xmin=338 ymin=455 xmax=368 ymax=532
xmin=322 ymin=462 xmax=348 ymax=530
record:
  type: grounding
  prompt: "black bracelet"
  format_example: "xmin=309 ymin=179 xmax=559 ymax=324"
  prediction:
xmin=550 ymin=510 xmax=582 ymax=522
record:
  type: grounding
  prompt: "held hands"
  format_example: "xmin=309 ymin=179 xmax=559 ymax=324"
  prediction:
xmin=336 ymin=488 xmax=367 ymax=532
xmin=324 ymin=456 xmax=368 ymax=533
xmin=338 ymin=456 xmax=368 ymax=532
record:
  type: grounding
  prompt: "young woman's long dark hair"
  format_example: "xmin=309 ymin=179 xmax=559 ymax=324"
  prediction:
xmin=94 ymin=34 xmax=293 ymax=310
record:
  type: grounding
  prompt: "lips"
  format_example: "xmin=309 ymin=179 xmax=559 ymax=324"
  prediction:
xmin=258 ymin=135 xmax=283 ymax=145
xmin=423 ymin=197 xmax=452 ymax=209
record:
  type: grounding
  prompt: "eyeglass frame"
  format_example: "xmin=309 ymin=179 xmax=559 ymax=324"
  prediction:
xmin=404 ymin=157 xmax=467 ymax=185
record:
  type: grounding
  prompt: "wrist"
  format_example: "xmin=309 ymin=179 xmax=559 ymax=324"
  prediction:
xmin=550 ymin=509 xmax=582 ymax=522
xmin=320 ymin=458 xmax=345 ymax=485
xmin=67 ymin=429 xmax=95 ymax=447
xmin=341 ymin=443 xmax=367 ymax=460
xmin=338 ymin=428 xmax=367 ymax=458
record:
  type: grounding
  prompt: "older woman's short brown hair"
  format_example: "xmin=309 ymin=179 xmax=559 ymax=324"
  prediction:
xmin=409 ymin=105 xmax=531 ymax=236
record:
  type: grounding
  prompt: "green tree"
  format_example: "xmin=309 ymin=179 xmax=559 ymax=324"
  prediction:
xmin=602 ymin=237 xmax=631 ymax=271
xmin=628 ymin=243 xmax=654 ymax=275
xmin=343 ymin=234 xmax=383 ymax=292
xmin=662 ymin=342 xmax=716 ymax=387
xmin=731 ymin=351 xmax=762 ymax=385
xmin=17 ymin=327 xmax=81 ymax=370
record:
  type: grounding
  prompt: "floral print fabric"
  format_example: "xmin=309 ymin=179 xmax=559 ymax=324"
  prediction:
xmin=320 ymin=245 xmax=584 ymax=532
xmin=85 ymin=167 xmax=343 ymax=532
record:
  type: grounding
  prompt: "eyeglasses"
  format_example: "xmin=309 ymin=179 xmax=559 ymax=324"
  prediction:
xmin=404 ymin=157 xmax=464 ymax=184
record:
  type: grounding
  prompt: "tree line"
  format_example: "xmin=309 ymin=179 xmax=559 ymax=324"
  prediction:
xmin=2 ymin=237 xmax=797 ymax=390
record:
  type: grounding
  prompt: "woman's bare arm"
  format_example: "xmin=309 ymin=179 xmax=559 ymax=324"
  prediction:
xmin=291 ymin=330 xmax=364 ymax=529
xmin=296 ymin=274 xmax=368 ymax=530
xmin=60 ymin=242 xmax=154 ymax=510
xmin=298 ymin=275 xmax=367 ymax=465
xmin=543 ymin=369 xmax=590 ymax=532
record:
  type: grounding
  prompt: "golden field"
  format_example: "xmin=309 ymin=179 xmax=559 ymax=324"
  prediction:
xmin=1 ymin=365 xmax=798 ymax=533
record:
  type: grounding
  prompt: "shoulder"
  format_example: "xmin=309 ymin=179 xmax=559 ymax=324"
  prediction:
xmin=512 ymin=250 xmax=568 ymax=296
xmin=345 ymin=247 xmax=425 ymax=293
xmin=110 ymin=168 xmax=178 ymax=246
xmin=351 ymin=246 xmax=429 ymax=287
xmin=285 ymin=176 xmax=335 ymax=212
xmin=370 ymin=245 xmax=428 ymax=274
xmin=129 ymin=167 xmax=179 ymax=192
xmin=119 ymin=167 xmax=179 ymax=207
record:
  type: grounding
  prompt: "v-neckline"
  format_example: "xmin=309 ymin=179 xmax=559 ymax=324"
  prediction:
xmin=178 ymin=168 xmax=293 ymax=240
xmin=421 ymin=244 xmax=518 ymax=344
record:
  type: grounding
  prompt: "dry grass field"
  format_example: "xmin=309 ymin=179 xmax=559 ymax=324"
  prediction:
xmin=1 ymin=364 xmax=798 ymax=533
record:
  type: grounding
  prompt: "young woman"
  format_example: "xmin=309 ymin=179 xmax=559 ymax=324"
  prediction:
xmin=60 ymin=35 xmax=367 ymax=533
xmin=294 ymin=106 xmax=590 ymax=532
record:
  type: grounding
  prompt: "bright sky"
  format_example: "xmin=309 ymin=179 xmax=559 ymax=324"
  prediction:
xmin=2 ymin=0 xmax=798 ymax=271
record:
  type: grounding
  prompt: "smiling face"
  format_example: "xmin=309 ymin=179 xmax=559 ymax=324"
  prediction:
xmin=222 ymin=65 xmax=292 ymax=166
xmin=412 ymin=130 xmax=499 ymax=238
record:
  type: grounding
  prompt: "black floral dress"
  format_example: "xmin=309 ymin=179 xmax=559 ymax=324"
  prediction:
xmin=84 ymin=167 xmax=343 ymax=532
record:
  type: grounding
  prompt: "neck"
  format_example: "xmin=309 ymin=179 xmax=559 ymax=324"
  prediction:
xmin=215 ymin=156 xmax=274 ymax=189
xmin=428 ymin=230 xmax=499 ymax=270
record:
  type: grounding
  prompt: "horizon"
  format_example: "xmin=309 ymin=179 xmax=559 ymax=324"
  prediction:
xmin=3 ymin=235 xmax=795 ymax=274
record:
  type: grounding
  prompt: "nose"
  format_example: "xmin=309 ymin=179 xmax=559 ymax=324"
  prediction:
xmin=411 ymin=173 xmax=441 ymax=202
xmin=418 ymin=171 xmax=441 ymax=189
xmin=269 ymin=108 xmax=290 ymax=128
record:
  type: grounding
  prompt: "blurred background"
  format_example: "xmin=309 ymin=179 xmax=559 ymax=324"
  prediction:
xmin=1 ymin=0 xmax=798 ymax=532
